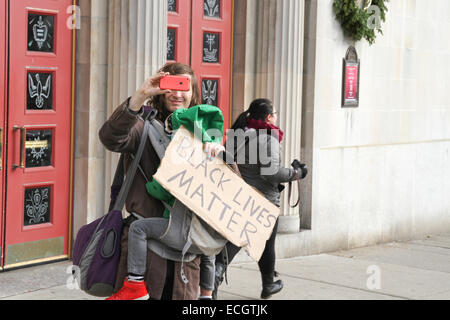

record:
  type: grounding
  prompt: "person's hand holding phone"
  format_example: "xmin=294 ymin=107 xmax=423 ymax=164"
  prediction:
xmin=159 ymin=75 xmax=191 ymax=92
xmin=129 ymin=72 xmax=172 ymax=111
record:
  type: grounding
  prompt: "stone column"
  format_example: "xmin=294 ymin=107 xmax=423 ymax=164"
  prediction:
xmin=103 ymin=0 xmax=167 ymax=209
xmin=73 ymin=0 xmax=110 ymax=237
xmin=254 ymin=0 xmax=305 ymax=233
xmin=73 ymin=0 xmax=167 ymax=237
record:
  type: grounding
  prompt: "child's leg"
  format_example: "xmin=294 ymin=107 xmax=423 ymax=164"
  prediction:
xmin=106 ymin=218 xmax=169 ymax=300
xmin=199 ymin=255 xmax=215 ymax=299
xmin=128 ymin=217 xmax=169 ymax=278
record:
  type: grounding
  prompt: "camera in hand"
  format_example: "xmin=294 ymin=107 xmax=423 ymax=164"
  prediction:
xmin=291 ymin=160 xmax=308 ymax=179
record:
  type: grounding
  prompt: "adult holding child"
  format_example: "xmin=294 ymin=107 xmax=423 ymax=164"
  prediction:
xmin=99 ymin=62 xmax=225 ymax=300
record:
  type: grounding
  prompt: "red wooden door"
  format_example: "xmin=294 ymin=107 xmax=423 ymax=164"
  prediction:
xmin=0 ymin=0 xmax=7 ymax=269
xmin=191 ymin=0 xmax=233 ymax=130
xmin=2 ymin=0 xmax=73 ymax=269
xmin=168 ymin=0 xmax=233 ymax=129
xmin=167 ymin=0 xmax=191 ymax=66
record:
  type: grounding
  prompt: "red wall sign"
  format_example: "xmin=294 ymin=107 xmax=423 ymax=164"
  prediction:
xmin=345 ymin=65 xmax=358 ymax=100
xmin=342 ymin=46 xmax=360 ymax=107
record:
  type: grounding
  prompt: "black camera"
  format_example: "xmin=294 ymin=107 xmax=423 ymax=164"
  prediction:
xmin=291 ymin=160 xmax=308 ymax=179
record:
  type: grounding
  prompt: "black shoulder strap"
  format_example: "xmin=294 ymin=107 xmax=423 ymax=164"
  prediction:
xmin=109 ymin=112 xmax=155 ymax=209
xmin=288 ymin=172 xmax=301 ymax=208
xmin=108 ymin=153 xmax=125 ymax=212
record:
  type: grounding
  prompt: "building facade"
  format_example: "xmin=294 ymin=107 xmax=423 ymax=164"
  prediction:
xmin=0 ymin=0 xmax=449 ymax=270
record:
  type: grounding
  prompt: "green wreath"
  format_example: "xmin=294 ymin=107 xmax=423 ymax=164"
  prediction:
xmin=333 ymin=0 xmax=389 ymax=45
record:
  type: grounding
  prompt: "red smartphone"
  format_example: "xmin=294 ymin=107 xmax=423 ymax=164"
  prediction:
xmin=160 ymin=75 xmax=191 ymax=91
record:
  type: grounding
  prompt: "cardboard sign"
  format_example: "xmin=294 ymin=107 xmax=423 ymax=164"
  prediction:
xmin=153 ymin=126 xmax=280 ymax=261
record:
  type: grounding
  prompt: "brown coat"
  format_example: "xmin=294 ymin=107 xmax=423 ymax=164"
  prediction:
xmin=99 ymin=99 xmax=201 ymax=300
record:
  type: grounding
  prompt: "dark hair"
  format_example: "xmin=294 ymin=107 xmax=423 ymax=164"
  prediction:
xmin=231 ymin=98 xmax=274 ymax=130
xmin=149 ymin=62 xmax=202 ymax=121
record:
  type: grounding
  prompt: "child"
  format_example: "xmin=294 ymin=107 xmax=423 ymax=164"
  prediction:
xmin=106 ymin=214 xmax=216 ymax=300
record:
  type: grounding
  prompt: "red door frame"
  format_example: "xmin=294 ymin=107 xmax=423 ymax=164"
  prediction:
xmin=0 ymin=0 xmax=7 ymax=268
xmin=167 ymin=0 xmax=191 ymax=66
xmin=3 ymin=0 xmax=74 ymax=269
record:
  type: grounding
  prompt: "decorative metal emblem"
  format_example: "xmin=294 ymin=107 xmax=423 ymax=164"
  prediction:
xmin=203 ymin=33 xmax=219 ymax=63
xmin=28 ymin=14 xmax=54 ymax=52
xmin=26 ymin=130 xmax=52 ymax=168
xmin=25 ymin=187 xmax=50 ymax=226
xmin=204 ymin=0 xmax=220 ymax=18
xmin=202 ymin=79 xmax=218 ymax=106
xmin=33 ymin=16 xmax=48 ymax=49
xmin=28 ymin=137 xmax=46 ymax=161
xmin=167 ymin=28 xmax=176 ymax=61
xmin=168 ymin=0 xmax=177 ymax=12
xmin=28 ymin=73 xmax=52 ymax=109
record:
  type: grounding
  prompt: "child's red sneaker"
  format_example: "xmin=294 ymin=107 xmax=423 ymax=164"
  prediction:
xmin=106 ymin=278 xmax=149 ymax=300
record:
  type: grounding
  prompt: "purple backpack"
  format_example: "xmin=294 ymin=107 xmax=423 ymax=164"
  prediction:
xmin=72 ymin=120 xmax=150 ymax=297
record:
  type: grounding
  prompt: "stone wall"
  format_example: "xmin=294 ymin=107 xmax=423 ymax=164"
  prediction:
xmin=301 ymin=0 xmax=450 ymax=252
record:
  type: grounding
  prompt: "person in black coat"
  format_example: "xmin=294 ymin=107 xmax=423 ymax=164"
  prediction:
xmin=213 ymin=98 xmax=308 ymax=299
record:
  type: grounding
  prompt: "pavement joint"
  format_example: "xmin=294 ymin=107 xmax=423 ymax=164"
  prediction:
xmin=412 ymin=288 xmax=450 ymax=300
xmin=402 ymin=243 xmax=450 ymax=255
xmin=219 ymin=290 xmax=255 ymax=300
xmin=230 ymin=264 xmax=411 ymax=301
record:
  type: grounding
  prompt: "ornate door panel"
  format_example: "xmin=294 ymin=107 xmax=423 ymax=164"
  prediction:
xmin=168 ymin=0 xmax=233 ymax=129
xmin=3 ymin=0 xmax=73 ymax=269
xmin=167 ymin=0 xmax=191 ymax=65
xmin=191 ymin=0 xmax=233 ymax=129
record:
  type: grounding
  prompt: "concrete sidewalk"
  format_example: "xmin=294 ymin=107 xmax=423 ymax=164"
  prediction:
xmin=1 ymin=233 xmax=450 ymax=300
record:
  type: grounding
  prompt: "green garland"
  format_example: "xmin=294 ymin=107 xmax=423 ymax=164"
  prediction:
xmin=333 ymin=0 xmax=389 ymax=45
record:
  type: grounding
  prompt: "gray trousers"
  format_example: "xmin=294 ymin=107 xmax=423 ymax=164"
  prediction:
xmin=128 ymin=217 xmax=215 ymax=291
